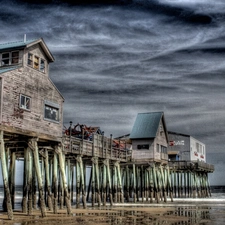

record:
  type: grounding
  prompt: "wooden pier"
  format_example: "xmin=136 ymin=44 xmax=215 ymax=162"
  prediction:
xmin=0 ymin=130 xmax=214 ymax=220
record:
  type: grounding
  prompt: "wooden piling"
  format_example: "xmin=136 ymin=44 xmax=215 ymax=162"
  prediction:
xmin=113 ymin=163 xmax=118 ymax=203
xmin=106 ymin=159 xmax=113 ymax=205
xmin=93 ymin=157 xmax=101 ymax=206
xmin=133 ymin=164 xmax=137 ymax=203
xmin=102 ymin=161 xmax=107 ymax=206
xmin=166 ymin=166 xmax=173 ymax=202
xmin=77 ymin=156 xmax=87 ymax=208
xmin=27 ymin=148 xmax=33 ymax=215
xmin=91 ymin=160 xmax=95 ymax=206
xmin=0 ymin=131 xmax=13 ymax=220
xmin=22 ymin=148 xmax=28 ymax=213
xmin=148 ymin=167 xmax=154 ymax=203
xmin=55 ymin=145 xmax=72 ymax=215
xmin=28 ymin=139 xmax=46 ymax=217
xmin=152 ymin=164 xmax=159 ymax=203
xmin=44 ymin=149 xmax=53 ymax=211
xmin=160 ymin=166 xmax=167 ymax=203
xmin=8 ymin=151 xmax=15 ymax=210
xmin=116 ymin=161 xmax=124 ymax=203
xmin=52 ymin=152 xmax=58 ymax=214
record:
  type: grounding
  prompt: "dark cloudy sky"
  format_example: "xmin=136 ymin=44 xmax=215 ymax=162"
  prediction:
xmin=1 ymin=0 xmax=225 ymax=185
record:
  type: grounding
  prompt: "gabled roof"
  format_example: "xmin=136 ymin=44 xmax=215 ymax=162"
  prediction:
xmin=129 ymin=112 xmax=168 ymax=141
xmin=0 ymin=38 xmax=54 ymax=62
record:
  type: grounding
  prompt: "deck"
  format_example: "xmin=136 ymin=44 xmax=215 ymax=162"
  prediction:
xmin=62 ymin=133 xmax=132 ymax=163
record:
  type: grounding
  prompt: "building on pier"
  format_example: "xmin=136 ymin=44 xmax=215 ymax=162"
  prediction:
xmin=0 ymin=38 xmax=66 ymax=218
xmin=129 ymin=112 xmax=169 ymax=164
xmin=168 ymin=131 xmax=206 ymax=162
xmin=0 ymin=38 xmax=64 ymax=143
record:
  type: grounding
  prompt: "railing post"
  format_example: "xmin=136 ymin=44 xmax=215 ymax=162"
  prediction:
xmin=69 ymin=121 xmax=72 ymax=152
xmin=102 ymin=132 xmax=104 ymax=158
xmin=110 ymin=134 xmax=113 ymax=159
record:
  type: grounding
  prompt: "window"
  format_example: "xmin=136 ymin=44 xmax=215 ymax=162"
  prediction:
xmin=34 ymin=56 xmax=39 ymax=69
xmin=137 ymin=144 xmax=149 ymax=150
xmin=11 ymin=51 xmax=19 ymax=64
xmin=20 ymin=94 xmax=31 ymax=110
xmin=1 ymin=51 xmax=19 ymax=66
xmin=40 ymin=59 xmax=45 ymax=72
xmin=161 ymin=146 xmax=167 ymax=154
xmin=44 ymin=101 xmax=59 ymax=122
xmin=2 ymin=53 xmax=9 ymax=66
xmin=27 ymin=53 xmax=33 ymax=66
xmin=27 ymin=53 xmax=45 ymax=73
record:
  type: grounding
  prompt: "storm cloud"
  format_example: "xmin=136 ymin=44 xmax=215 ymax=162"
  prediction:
xmin=1 ymin=0 xmax=225 ymax=184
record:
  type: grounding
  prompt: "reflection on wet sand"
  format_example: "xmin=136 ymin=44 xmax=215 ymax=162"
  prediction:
xmin=2 ymin=204 xmax=224 ymax=225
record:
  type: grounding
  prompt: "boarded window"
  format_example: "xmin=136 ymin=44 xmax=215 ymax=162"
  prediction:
xmin=44 ymin=104 xmax=59 ymax=122
xmin=20 ymin=94 xmax=31 ymax=110
xmin=34 ymin=56 xmax=39 ymax=69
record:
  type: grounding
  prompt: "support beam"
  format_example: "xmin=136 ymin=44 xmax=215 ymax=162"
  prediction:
xmin=27 ymin=148 xmax=33 ymax=215
xmin=28 ymin=139 xmax=46 ymax=217
xmin=77 ymin=156 xmax=87 ymax=208
xmin=0 ymin=131 xmax=13 ymax=220
xmin=55 ymin=145 xmax=72 ymax=215
xmin=44 ymin=149 xmax=53 ymax=211
xmin=52 ymin=152 xmax=58 ymax=214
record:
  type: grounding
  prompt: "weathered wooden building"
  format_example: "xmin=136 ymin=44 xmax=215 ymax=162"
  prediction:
xmin=0 ymin=38 xmax=66 ymax=219
xmin=0 ymin=38 xmax=64 ymax=140
xmin=129 ymin=112 xmax=168 ymax=164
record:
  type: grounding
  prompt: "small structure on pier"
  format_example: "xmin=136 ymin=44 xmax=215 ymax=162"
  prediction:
xmin=130 ymin=112 xmax=168 ymax=164
xmin=168 ymin=131 xmax=206 ymax=162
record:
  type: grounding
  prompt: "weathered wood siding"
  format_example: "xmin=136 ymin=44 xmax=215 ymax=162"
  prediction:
xmin=132 ymin=118 xmax=168 ymax=162
xmin=0 ymin=44 xmax=63 ymax=140
xmin=132 ymin=139 xmax=154 ymax=160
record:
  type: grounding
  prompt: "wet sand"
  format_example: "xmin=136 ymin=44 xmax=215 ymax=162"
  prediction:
xmin=0 ymin=199 xmax=225 ymax=225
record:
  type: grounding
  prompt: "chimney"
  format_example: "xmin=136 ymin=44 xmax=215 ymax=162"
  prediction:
xmin=24 ymin=34 xmax=26 ymax=43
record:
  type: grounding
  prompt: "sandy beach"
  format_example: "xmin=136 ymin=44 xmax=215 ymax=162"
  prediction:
xmin=0 ymin=197 xmax=225 ymax=225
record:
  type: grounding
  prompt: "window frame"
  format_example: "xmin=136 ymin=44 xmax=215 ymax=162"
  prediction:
xmin=27 ymin=52 xmax=46 ymax=73
xmin=44 ymin=100 xmax=60 ymax=123
xmin=27 ymin=53 xmax=33 ymax=67
xmin=161 ymin=145 xmax=167 ymax=154
xmin=19 ymin=94 xmax=31 ymax=111
xmin=0 ymin=51 xmax=20 ymax=67
xmin=40 ymin=58 xmax=45 ymax=72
